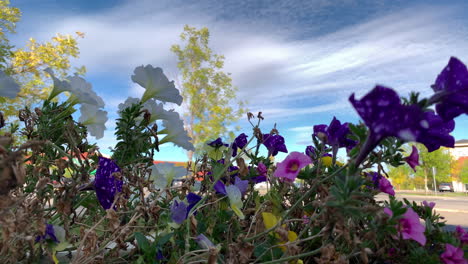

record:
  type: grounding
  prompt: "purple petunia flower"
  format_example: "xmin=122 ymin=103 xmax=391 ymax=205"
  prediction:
xmin=186 ymin=192 xmax=202 ymax=217
xmin=415 ymin=111 xmax=455 ymax=152
xmin=251 ymin=162 xmax=268 ymax=183
xmin=422 ymin=200 xmax=435 ymax=209
xmin=232 ymin=133 xmax=248 ymax=157
xmin=305 ymin=145 xmax=316 ymax=158
xmin=405 ymin=146 xmax=420 ymax=172
xmin=208 ymin=137 xmax=229 ymax=148
xmin=313 ymin=117 xmax=357 ymax=152
xmin=262 ymin=134 xmax=288 ymax=157
xmin=431 ymin=57 xmax=468 ymax=122
xmin=214 ymin=176 xmax=248 ymax=195
xmin=440 ymin=244 xmax=467 ymax=264
xmin=196 ymin=234 xmax=215 ymax=249
xmin=171 ymin=200 xmax=188 ymax=224
xmin=36 ymin=223 xmax=59 ymax=243
xmin=95 ymin=157 xmax=123 ymax=210
xmin=455 ymin=226 xmax=468 ymax=244
xmin=349 ymin=86 xmax=454 ymax=165
xmin=367 ymin=172 xmax=395 ymax=196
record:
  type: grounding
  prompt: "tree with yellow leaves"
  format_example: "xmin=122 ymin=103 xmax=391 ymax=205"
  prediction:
xmin=0 ymin=0 xmax=85 ymax=122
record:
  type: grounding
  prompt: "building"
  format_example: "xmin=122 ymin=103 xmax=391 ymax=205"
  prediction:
xmin=449 ymin=139 xmax=468 ymax=160
xmin=449 ymin=140 xmax=468 ymax=192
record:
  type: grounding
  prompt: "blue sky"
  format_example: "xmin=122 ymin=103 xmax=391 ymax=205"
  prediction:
xmin=11 ymin=0 xmax=468 ymax=161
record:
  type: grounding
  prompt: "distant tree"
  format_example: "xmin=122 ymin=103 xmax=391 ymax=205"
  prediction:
xmin=459 ymin=159 xmax=468 ymax=184
xmin=388 ymin=165 xmax=412 ymax=190
xmin=171 ymin=25 xmax=246 ymax=160
xmin=415 ymin=144 xmax=454 ymax=188
xmin=0 ymin=0 xmax=85 ymax=122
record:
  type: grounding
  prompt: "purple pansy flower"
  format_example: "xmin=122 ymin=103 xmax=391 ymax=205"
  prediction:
xmin=405 ymin=146 xmax=420 ymax=172
xmin=431 ymin=57 xmax=468 ymax=121
xmin=171 ymin=200 xmax=188 ymax=224
xmin=349 ymin=86 xmax=454 ymax=165
xmin=208 ymin=137 xmax=229 ymax=148
xmin=232 ymin=133 xmax=248 ymax=157
xmin=94 ymin=157 xmax=122 ymax=210
xmin=36 ymin=223 xmax=59 ymax=243
xmin=262 ymin=134 xmax=288 ymax=157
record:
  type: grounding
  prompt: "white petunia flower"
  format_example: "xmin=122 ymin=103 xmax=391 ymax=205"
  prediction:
xmin=0 ymin=70 xmax=20 ymax=99
xmin=78 ymin=103 xmax=108 ymax=139
xmin=45 ymin=68 xmax=70 ymax=100
xmin=149 ymin=163 xmax=186 ymax=190
xmin=67 ymin=74 xmax=105 ymax=108
xmin=159 ymin=115 xmax=194 ymax=151
xmin=118 ymin=97 xmax=182 ymax=125
xmin=131 ymin=65 xmax=183 ymax=105
xmin=45 ymin=68 xmax=104 ymax=108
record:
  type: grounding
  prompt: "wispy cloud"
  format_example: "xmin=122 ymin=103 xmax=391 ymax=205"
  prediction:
xmin=15 ymin=0 xmax=468 ymax=158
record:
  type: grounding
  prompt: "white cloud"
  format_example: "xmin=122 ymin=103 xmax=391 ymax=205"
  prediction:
xmin=16 ymin=0 xmax=468 ymax=155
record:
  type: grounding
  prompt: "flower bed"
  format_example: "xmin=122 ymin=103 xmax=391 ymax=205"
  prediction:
xmin=0 ymin=58 xmax=467 ymax=263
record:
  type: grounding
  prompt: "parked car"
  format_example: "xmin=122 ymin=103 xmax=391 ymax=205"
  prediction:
xmin=438 ymin=183 xmax=454 ymax=192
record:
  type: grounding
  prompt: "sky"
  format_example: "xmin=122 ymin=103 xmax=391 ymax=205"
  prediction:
xmin=10 ymin=0 xmax=468 ymax=161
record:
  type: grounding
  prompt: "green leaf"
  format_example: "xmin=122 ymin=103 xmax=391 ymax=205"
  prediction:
xmin=134 ymin=232 xmax=150 ymax=253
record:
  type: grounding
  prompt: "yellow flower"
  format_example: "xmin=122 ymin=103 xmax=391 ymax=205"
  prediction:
xmin=321 ymin=156 xmax=332 ymax=167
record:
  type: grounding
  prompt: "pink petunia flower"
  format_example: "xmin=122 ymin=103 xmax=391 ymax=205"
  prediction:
xmin=274 ymin=152 xmax=312 ymax=182
xmin=405 ymin=146 xmax=420 ymax=172
xmin=422 ymin=200 xmax=436 ymax=209
xmin=440 ymin=244 xmax=467 ymax=264
xmin=384 ymin=207 xmax=426 ymax=246
xmin=379 ymin=176 xmax=395 ymax=196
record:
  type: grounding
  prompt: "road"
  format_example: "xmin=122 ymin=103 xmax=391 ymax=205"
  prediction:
xmin=376 ymin=193 xmax=468 ymax=231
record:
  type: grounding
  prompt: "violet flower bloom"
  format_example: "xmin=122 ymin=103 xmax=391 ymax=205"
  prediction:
xmin=196 ymin=234 xmax=215 ymax=249
xmin=232 ymin=133 xmax=248 ymax=157
xmin=35 ymin=223 xmax=59 ymax=243
xmin=171 ymin=200 xmax=188 ymax=224
xmin=379 ymin=177 xmax=395 ymax=196
xmin=384 ymin=207 xmax=426 ymax=246
xmin=274 ymin=152 xmax=312 ymax=182
xmin=455 ymin=226 xmax=468 ymax=244
xmin=313 ymin=118 xmax=356 ymax=151
xmin=186 ymin=192 xmax=202 ymax=217
xmin=431 ymin=57 xmax=468 ymax=121
xmin=208 ymin=137 xmax=228 ymax=148
xmin=214 ymin=176 xmax=248 ymax=195
xmin=422 ymin=200 xmax=435 ymax=209
xmin=305 ymin=145 xmax=316 ymax=158
xmin=416 ymin=111 xmax=455 ymax=152
xmin=367 ymin=172 xmax=395 ymax=196
xmin=262 ymin=134 xmax=288 ymax=157
xmin=251 ymin=162 xmax=268 ymax=183
xmin=405 ymin=146 xmax=420 ymax=172
xmin=349 ymin=85 xmax=454 ymax=165
xmin=95 ymin=157 xmax=122 ymax=210
xmin=440 ymin=244 xmax=467 ymax=264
